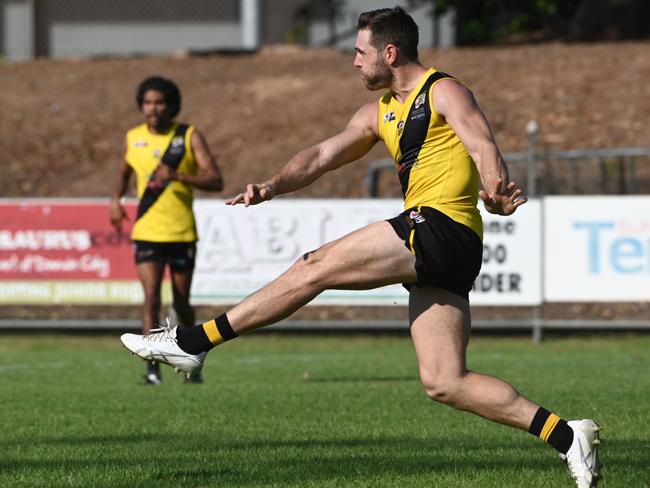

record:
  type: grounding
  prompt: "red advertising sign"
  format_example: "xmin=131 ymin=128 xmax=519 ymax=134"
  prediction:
xmin=0 ymin=200 xmax=137 ymax=280
xmin=0 ymin=199 xmax=153 ymax=304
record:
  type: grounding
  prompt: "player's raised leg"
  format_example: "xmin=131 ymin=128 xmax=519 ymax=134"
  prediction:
xmin=226 ymin=220 xmax=416 ymax=334
xmin=121 ymin=220 xmax=416 ymax=370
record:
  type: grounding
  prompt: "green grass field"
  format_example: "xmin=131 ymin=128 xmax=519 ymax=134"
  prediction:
xmin=1 ymin=332 xmax=648 ymax=487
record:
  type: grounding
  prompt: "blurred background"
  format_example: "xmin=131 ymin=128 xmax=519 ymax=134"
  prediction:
xmin=0 ymin=0 xmax=649 ymax=339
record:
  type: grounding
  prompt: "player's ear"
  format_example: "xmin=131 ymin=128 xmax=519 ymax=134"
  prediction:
xmin=384 ymin=44 xmax=398 ymax=65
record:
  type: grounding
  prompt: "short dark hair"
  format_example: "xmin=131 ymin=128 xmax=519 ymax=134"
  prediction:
xmin=135 ymin=76 xmax=181 ymax=118
xmin=357 ymin=6 xmax=419 ymax=61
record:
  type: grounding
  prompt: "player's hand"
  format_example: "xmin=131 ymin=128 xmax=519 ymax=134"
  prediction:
xmin=225 ymin=183 xmax=275 ymax=207
xmin=154 ymin=163 xmax=177 ymax=183
xmin=479 ymin=179 xmax=527 ymax=216
xmin=109 ymin=200 xmax=129 ymax=233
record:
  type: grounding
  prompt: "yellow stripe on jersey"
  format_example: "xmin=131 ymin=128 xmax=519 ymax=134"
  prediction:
xmin=377 ymin=68 xmax=483 ymax=240
xmin=125 ymin=122 xmax=198 ymax=242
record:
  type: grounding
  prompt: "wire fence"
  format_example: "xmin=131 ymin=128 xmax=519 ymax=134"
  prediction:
xmin=365 ymin=123 xmax=650 ymax=198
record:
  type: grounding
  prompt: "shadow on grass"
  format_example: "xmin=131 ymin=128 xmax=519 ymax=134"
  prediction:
xmin=3 ymin=434 xmax=646 ymax=486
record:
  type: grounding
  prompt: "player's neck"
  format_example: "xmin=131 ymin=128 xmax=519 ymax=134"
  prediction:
xmin=390 ymin=63 xmax=428 ymax=103
xmin=147 ymin=120 xmax=174 ymax=135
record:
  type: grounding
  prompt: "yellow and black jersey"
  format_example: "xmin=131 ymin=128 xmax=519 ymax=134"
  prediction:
xmin=125 ymin=122 xmax=198 ymax=242
xmin=377 ymin=68 xmax=483 ymax=239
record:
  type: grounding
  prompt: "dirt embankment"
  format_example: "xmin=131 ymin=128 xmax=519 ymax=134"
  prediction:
xmin=1 ymin=42 xmax=648 ymax=199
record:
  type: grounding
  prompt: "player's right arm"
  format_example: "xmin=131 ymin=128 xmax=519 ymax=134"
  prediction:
xmin=109 ymin=137 xmax=133 ymax=232
xmin=226 ymin=102 xmax=379 ymax=206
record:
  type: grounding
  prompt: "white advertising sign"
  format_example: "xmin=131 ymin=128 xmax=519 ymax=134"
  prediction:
xmin=545 ymin=196 xmax=650 ymax=301
xmin=192 ymin=199 xmax=407 ymax=305
xmin=471 ymin=200 xmax=542 ymax=305
xmin=191 ymin=199 xmax=541 ymax=306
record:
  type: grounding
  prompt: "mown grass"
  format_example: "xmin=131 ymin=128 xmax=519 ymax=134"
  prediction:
xmin=0 ymin=333 xmax=648 ymax=487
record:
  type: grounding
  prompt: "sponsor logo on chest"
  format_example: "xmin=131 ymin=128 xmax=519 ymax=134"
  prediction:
xmin=414 ymin=92 xmax=426 ymax=109
xmin=383 ymin=111 xmax=396 ymax=123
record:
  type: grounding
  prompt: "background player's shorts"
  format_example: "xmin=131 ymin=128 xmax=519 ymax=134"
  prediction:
xmin=133 ymin=241 xmax=196 ymax=272
xmin=387 ymin=206 xmax=482 ymax=300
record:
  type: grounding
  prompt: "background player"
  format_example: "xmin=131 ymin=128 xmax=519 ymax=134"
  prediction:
xmin=111 ymin=76 xmax=223 ymax=384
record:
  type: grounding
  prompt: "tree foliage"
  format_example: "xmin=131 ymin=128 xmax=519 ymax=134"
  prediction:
xmin=434 ymin=0 xmax=649 ymax=44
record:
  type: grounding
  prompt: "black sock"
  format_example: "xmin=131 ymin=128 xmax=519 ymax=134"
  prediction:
xmin=147 ymin=360 xmax=160 ymax=375
xmin=176 ymin=313 xmax=238 ymax=354
xmin=528 ymin=407 xmax=574 ymax=454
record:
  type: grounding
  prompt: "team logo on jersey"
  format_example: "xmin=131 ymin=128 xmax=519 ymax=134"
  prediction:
xmin=383 ymin=111 xmax=396 ymax=123
xmin=171 ymin=136 xmax=184 ymax=148
xmin=152 ymin=149 xmax=161 ymax=157
xmin=134 ymin=141 xmax=148 ymax=148
xmin=414 ymin=93 xmax=426 ymax=109
xmin=409 ymin=210 xmax=426 ymax=223
xmin=397 ymin=120 xmax=405 ymax=135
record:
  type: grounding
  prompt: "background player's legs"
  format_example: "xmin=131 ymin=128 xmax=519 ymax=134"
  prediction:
xmin=409 ymin=286 xmax=538 ymax=430
xmin=136 ymin=260 xmax=165 ymax=334
xmin=170 ymin=266 xmax=203 ymax=382
xmin=170 ymin=268 xmax=195 ymax=328
xmin=227 ymin=221 xmax=417 ymax=335
xmin=136 ymin=260 xmax=165 ymax=383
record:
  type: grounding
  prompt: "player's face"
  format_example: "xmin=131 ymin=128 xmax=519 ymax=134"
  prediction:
xmin=354 ymin=29 xmax=392 ymax=91
xmin=141 ymin=89 xmax=172 ymax=129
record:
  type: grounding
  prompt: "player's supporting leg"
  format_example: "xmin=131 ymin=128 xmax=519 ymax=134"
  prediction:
xmin=409 ymin=286 xmax=539 ymax=429
xmin=136 ymin=260 xmax=165 ymax=384
xmin=409 ymin=286 xmax=601 ymax=487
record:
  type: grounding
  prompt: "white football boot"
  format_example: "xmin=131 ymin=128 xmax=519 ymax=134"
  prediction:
xmin=560 ymin=419 xmax=602 ymax=488
xmin=120 ymin=318 xmax=206 ymax=374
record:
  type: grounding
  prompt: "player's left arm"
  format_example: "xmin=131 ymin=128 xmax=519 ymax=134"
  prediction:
xmin=433 ymin=79 xmax=526 ymax=215
xmin=226 ymin=102 xmax=379 ymax=206
xmin=154 ymin=129 xmax=223 ymax=191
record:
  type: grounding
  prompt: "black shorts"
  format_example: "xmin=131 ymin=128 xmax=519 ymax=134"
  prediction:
xmin=387 ymin=206 xmax=483 ymax=300
xmin=133 ymin=241 xmax=196 ymax=272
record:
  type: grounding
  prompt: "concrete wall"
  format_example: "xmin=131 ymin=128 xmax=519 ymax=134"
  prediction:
xmin=34 ymin=0 xmax=240 ymax=58
xmin=48 ymin=22 xmax=241 ymax=58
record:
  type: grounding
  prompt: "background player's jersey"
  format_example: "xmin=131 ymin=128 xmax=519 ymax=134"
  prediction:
xmin=125 ymin=122 xmax=198 ymax=242
xmin=377 ymin=68 xmax=482 ymax=239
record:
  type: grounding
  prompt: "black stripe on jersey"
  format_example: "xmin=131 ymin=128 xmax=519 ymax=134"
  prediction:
xmin=397 ymin=71 xmax=454 ymax=196
xmin=136 ymin=123 xmax=189 ymax=221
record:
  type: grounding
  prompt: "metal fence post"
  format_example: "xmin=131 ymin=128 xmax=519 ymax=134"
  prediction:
xmin=526 ymin=120 xmax=539 ymax=197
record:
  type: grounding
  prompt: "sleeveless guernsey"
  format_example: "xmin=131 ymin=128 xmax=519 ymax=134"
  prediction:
xmin=377 ymin=68 xmax=483 ymax=239
xmin=125 ymin=122 xmax=198 ymax=242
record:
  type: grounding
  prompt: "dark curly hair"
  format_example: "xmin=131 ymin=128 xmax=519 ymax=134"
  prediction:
xmin=357 ymin=6 xmax=419 ymax=62
xmin=135 ymin=76 xmax=181 ymax=118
